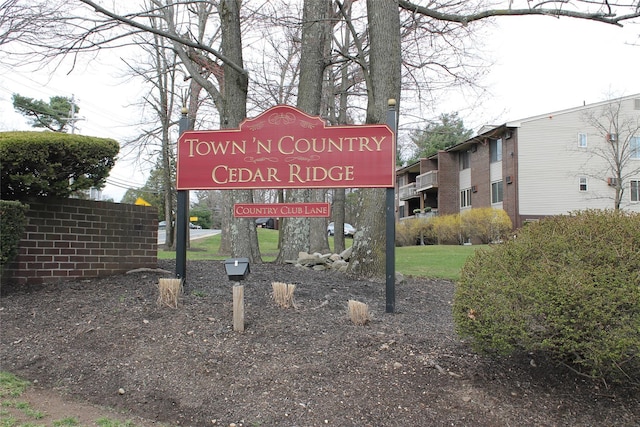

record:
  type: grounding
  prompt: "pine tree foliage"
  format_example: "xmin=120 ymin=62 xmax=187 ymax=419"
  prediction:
xmin=12 ymin=94 xmax=79 ymax=133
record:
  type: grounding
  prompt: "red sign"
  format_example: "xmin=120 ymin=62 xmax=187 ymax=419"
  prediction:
xmin=177 ymin=105 xmax=395 ymax=190
xmin=234 ymin=203 xmax=330 ymax=218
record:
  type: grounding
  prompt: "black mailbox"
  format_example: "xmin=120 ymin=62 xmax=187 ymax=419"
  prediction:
xmin=224 ymin=258 xmax=250 ymax=281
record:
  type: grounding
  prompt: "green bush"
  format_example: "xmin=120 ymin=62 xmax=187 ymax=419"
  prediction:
xmin=0 ymin=200 xmax=28 ymax=267
xmin=461 ymin=207 xmax=512 ymax=244
xmin=453 ymin=210 xmax=640 ymax=384
xmin=0 ymin=131 xmax=119 ymax=200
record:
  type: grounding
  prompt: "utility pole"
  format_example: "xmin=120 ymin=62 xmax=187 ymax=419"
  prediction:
xmin=66 ymin=95 xmax=85 ymax=134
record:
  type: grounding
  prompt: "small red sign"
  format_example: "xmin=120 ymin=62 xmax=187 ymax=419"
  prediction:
xmin=177 ymin=105 xmax=395 ymax=190
xmin=234 ymin=203 xmax=330 ymax=218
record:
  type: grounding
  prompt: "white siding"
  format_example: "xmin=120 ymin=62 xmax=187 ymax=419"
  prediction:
xmin=517 ymin=96 xmax=640 ymax=215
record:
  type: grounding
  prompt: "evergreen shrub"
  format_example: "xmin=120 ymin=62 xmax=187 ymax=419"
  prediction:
xmin=453 ymin=210 xmax=640 ymax=384
xmin=0 ymin=131 xmax=119 ymax=200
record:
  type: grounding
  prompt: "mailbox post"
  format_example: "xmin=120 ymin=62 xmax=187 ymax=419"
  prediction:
xmin=224 ymin=258 xmax=250 ymax=282
xmin=225 ymin=258 xmax=250 ymax=332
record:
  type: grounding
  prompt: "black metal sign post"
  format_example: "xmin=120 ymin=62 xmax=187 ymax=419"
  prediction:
xmin=176 ymin=108 xmax=192 ymax=282
xmin=385 ymin=99 xmax=397 ymax=313
xmin=174 ymin=104 xmax=396 ymax=309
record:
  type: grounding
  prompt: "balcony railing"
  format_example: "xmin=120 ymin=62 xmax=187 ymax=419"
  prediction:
xmin=399 ymin=182 xmax=418 ymax=200
xmin=399 ymin=209 xmax=438 ymax=221
xmin=416 ymin=170 xmax=438 ymax=191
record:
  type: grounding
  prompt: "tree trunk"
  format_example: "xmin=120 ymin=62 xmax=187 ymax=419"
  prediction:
xmin=309 ymin=188 xmax=330 ymax=254
xmin=217 ymin=0 xmax=257 ymax=262
xmin=217 ymin=190 xmax=233 ymax=256
xmin=332 ymin=189 xmax=346 ymax=253
xmin=332 ymin=19 xmax=352 ymax=255
xmin=277 ymin=0 xmax=332 ymax=262
xmin=348 ymin=0 xmax=401 ymax=278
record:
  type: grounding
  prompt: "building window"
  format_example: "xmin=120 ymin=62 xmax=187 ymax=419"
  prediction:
xmin=631 ymin=137 xmax=640 ymax=159
xmin=459 ymin=151 xmax=470 ymax=170
xmin=491 ymin=181 xmax=504 ymax=204
xmin=579 ymin=177 xmax=588 ymax=192
xmin=631 ymin=180 xmax=640 ymax=202
xmin=490 ymin=138 xmax=503 ymax=162
xmin=578 ymin=133 xmax=587 ymax=148
xmin=460 ymin=188 xmax=472 ymax=208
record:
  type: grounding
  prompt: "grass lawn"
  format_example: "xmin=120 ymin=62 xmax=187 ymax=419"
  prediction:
xmin=159 ymin=229 xmax=484 ymax=281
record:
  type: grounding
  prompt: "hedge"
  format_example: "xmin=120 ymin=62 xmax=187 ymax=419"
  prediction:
xmin=0 ymin=131 xmax=119 ymax=200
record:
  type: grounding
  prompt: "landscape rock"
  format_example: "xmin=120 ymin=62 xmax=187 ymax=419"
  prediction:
xmin=292 ymin=249 xmax=354 ymax=272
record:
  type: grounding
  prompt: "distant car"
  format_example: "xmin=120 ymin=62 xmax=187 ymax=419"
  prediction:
xmin=327 ymin=222 xmax=356 ymax=237
xmin=255 ymin=218 xmax=276 ymax=229
xmin=189 ymin=222 xmax=202 ymax=229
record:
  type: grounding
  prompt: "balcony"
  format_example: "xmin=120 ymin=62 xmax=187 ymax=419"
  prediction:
xmin=416 ymin=170 xmax=438 ymax=191
xmin=400 ymin=209 xmax=438 ymax=221
xmin=399 ymin=182 xmax=418 ymax=200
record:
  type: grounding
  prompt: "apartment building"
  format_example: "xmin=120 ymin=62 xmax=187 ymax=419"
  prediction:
xmin=397 ymin=94 xmax=640 ymax=229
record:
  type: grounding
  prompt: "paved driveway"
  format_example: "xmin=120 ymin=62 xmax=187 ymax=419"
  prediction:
xmin=157 ymin=229 xmax=220 ymax=246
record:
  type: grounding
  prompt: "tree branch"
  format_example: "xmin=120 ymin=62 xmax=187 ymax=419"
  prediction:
xmin=77 ymin=0 xmax=248 ymax=77
xmin=398 ymin=0 xmax=640 ymax=27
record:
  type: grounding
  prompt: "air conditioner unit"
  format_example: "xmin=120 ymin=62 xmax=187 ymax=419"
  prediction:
xmin=607 ymin=133 xmax=618 ymax=142
xmin=607 ymin=177 xmax=619 ymax=186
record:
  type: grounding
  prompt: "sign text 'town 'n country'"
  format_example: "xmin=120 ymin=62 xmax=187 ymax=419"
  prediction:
xmin=176 ymin=105 xmax=395 ymax=190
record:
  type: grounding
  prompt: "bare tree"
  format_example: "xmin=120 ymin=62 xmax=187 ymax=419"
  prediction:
xmin=327 ymin=0 xmax=361 ymax=254
xmin=0 ymin=0 xmax=39 ymax=46
xmin=126 ymin=27 xmax=180 ymax=249
xmin=398 ymin=1 xmax=640 ymax=26
xmin=343 ymin=0 xmax=402 ymax=278
xmin=581 ymin=96 xmax=640 ymax=209
xmin=245 ymin=1 xmax=303 ymax=110
xmin=218 ymin=0 xmax=259 ymax=262
xmin=275 ymin=0 xmax=333 ymax=262
xmin=345 ymin=0 xmax=640 ymax=278
xmin=5 ymin=0 xmax=639 ymax=277
xmin=85 ymin=0 xmax=256 ymax=260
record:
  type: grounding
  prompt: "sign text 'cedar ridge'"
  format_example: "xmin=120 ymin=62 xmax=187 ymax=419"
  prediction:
xmin=176 ymin=105 xmax=395 ymax=190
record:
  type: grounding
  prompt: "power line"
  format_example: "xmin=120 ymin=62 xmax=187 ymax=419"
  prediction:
xmin=0 ymin=70 xmax=140 ymax=132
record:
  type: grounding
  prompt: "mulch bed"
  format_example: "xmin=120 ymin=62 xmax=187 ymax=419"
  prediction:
xmin=1 ymin=259 xmax=638 ymax=426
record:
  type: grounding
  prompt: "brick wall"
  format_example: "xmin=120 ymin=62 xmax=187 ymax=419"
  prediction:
xmin=470 ymin=142 xmax=491 ymax=209
xmin=502 ymin=133 xmax=520 ymax=228
xmin=2 ymin=198 xmax=158 ymax=285
xmin=437 ymin=151 xmax=460 ymax=215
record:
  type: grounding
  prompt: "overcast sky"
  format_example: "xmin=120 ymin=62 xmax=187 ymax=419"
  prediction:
xmin=1 ymin=14 xmax=638 ymax=202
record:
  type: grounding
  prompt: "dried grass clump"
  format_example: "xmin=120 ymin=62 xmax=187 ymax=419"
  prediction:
xmin=348 ymin=299 xmax=370 ymax=325
xmin=157 ymin=278 xmax=183 ymax=308
xmin=272 ymin=281 xmax=296 ymax=308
